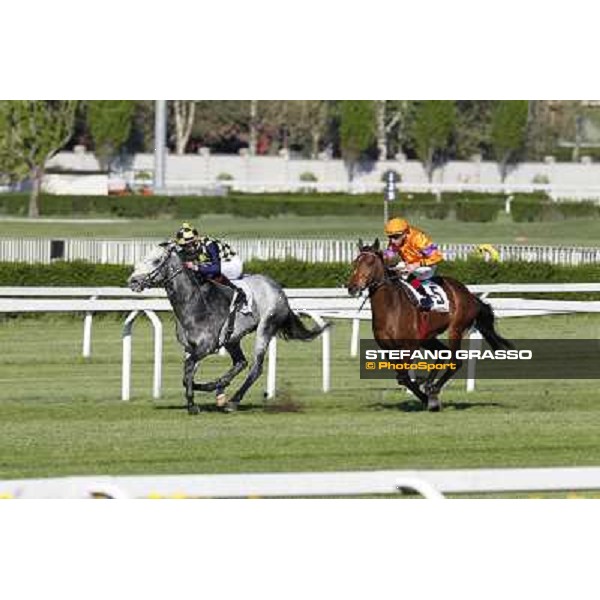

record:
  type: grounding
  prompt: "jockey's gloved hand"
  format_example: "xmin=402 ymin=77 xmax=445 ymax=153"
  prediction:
xmin=183 ymin=261 xmax=198 ymax=271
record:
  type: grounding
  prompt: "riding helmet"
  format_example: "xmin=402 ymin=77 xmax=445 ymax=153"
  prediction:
xmin=384 ymin=217 xmax=409 ymax=236
xmin=175 ymin=222 xmax=199 ymax=246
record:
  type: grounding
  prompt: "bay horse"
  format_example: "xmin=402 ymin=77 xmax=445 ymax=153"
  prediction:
xmin=128 ymin=242 xmax=327 ymax=415
xmin=347 ymin=239 xmax=512 ymax=411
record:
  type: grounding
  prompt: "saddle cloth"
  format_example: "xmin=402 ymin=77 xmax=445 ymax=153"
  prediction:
xmin=232 ymin=277 xmax=254 ymax=314
xmin=402 ymin=279 xmax=450 ymax=313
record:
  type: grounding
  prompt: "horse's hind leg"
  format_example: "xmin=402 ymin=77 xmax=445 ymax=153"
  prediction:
xmin=226 ymin=324 xmax=274 ymax=411
xmin=428 ymin=331 xmax=464 ymax=402
xmin=420 ymin=338 xmax=454 ymax=411
xmin=396 ymin=372 xmax=429 ymax=407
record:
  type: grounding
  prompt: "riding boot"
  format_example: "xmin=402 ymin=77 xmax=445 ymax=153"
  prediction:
xmin=406 ymin=273 xmax=433 ymax=310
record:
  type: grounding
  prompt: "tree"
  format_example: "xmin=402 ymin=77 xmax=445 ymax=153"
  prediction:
xmin=188 ymin=101 xmax=330 ymax=157
xmin=127 ymin=101 xmax=155 ymax=153
xmin=0 ymin=109 xmax=28 ymax=184
xmin=194 ymin=100 xmax=279 ymax=155
xmin=453 ymin=100 xmax=493 ymax=159
xmin=375 ymin=100 xmax=415 ymax=160
xmin=296 ymin=100 xmax=329 ymax=158
xmin=490 ymin=100 xmax=529 ymax=181
xmin=191 ymin=101 xmax=248 ymax=152
xmin=247 ymin=100 xmax=291 ymax=155
xmin=172 ymin=101 xmax=196 ymax=155
xmin=411 ymin=100 xmax=456 ymax=181
xmin=0 ymin=100 xmax=77 ymax=217
xmin=339 ymin=100 xmax=376 ymax=180
xmin=87 ymin=101 xmax=134 ymax=170
xmin=249 ymin=100 xmax=258 ymax=155
xmin=258 ymin=101 xmax=329 ymax=156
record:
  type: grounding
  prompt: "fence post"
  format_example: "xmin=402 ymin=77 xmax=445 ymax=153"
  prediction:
xmin=322 ymin=324 xmax=331 ymax=392
xmin=266 ymin=337 xmax=277 ymax=399
xmin=143 ymin=310 xmax=163 ymax=399
xmin=350 ymin=317 xmax=360 ymax=357
xmin=122 ymin=310 xmax=140 ymax=401
xmin=82 ymin=295 xmax=98 ymax=358
xmin=466 ymin=329 xmax=483 ymax=392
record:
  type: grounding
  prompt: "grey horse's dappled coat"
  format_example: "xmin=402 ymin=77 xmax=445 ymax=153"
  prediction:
xmin=128 ymin=242 xmax=327 ymax=414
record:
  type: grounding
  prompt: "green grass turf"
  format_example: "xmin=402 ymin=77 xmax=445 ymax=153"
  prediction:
xmin=0 ymin=212 xmax=599 ymax=246
xmin=0 ymin=313 xmax=598 ymax=488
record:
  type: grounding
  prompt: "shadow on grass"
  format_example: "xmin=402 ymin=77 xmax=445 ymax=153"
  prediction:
xmin=370 ymin=399 xmax=507 ymax=412
xmin=153 ymin=403 xmax=264 ymax=413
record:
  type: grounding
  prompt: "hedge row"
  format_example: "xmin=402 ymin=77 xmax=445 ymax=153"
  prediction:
xmin=1 ymin=192 xmax=598 ymax=222
xmin=510 ymin=196 xmax=600 ymax=222
xmin=1 ymin=258 xmax=599 ymax=289
xmin=248 ymin=258 xmax=600 ymax=289
xmin=1 ymin=192 xmax=406 ymax=219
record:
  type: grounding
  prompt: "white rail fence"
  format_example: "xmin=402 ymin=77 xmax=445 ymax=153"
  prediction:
xmin=4 ymin=466 xmax=600 ymax=498
xmin=1 ymin=238 xmax=600 ymax=265
xmin=1 ymin=286 xmax=600 ymax=498
xmin=1 ymin=284 xmax=600 ymax=401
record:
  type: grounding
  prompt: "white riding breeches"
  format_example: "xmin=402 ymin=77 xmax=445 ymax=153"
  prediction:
xmin=413 ymin=265 xmax=437 ymax=281
xmin=221 ymin=255 xmax=244 ymax=280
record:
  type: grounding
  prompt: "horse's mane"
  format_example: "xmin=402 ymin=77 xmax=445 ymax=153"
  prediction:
xmin=162 ymin=244 xmax=206 ymax=305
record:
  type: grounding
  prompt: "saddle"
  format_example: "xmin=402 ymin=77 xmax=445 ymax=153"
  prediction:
xmin=388 ymin=272 xmax=450 ymax=313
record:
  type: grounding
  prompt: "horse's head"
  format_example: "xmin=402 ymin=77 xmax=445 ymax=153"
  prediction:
xmin=128 ymin=242 xmax=181 ymax=292
xmin=347 ymin=238 xmax=385 ymax=297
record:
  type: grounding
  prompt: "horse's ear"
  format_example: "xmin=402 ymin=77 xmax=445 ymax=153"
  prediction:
xmin=373 ymin=238 xmax=380 ymax=252
xmin=357 ymin=237 xmax=364 ymax=250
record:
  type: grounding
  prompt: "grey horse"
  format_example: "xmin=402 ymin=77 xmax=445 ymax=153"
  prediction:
xmin=128 ymin=242 xmax=327 ymax=414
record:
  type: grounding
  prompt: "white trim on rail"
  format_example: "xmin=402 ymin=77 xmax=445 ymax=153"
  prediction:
xmin=5 ymin=466 xmax=600 ymax=498
xmin=2 ymin=283 xmax=600 ymax=298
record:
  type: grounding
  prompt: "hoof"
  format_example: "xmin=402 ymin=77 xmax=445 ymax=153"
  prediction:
xmin=187 ymin=404 xmax=201 ymax=415
xmin=216 ymin=393 xmax=228 ymax=408
xmin=223 ymin=402 xmax=238 ymax=414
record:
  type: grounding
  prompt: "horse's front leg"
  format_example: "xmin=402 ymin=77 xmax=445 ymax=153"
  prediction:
xmin=183 ymin=351 xmax=201 ymax=415
xmin=193 ymin=342 xmax=248 ymax=404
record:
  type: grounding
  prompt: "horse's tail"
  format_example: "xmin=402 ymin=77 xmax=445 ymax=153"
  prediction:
xmin=278 ymin=310 xmax=329 ymax=341
xmin=474 ymin=298 xmax=514 ymax=350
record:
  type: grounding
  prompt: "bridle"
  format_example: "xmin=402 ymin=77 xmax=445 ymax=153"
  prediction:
xmin=141 ymin=245 xmax=184 ymax=288
xmin=354 ymin=249 xmax=387 ymax=296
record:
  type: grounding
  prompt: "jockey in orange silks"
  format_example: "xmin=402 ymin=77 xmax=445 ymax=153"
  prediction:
xmin=383 ymin=217 xmax=444 ymax=310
